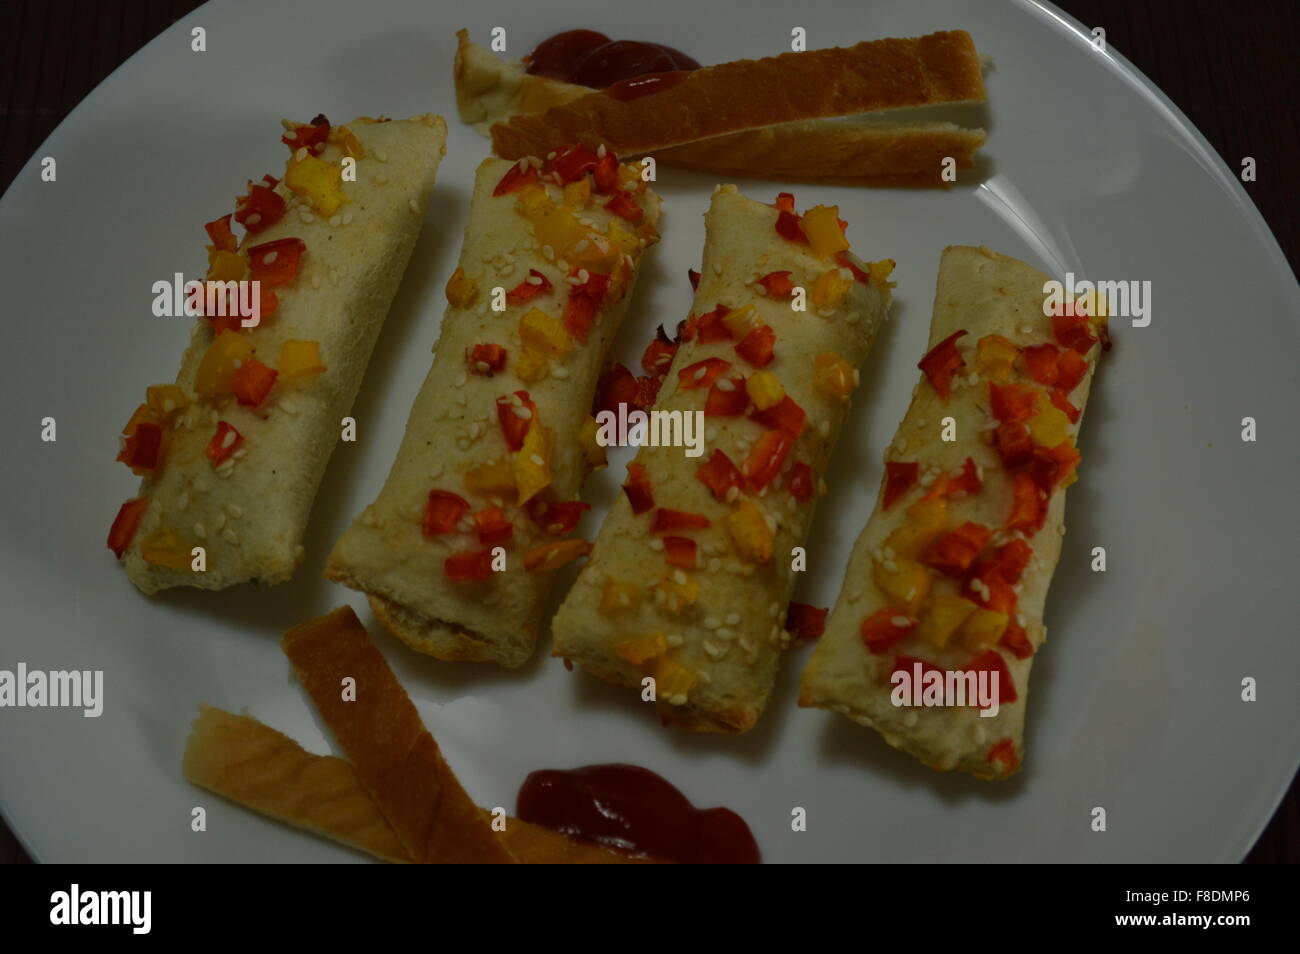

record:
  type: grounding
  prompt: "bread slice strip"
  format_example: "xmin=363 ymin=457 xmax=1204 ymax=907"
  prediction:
xmin=489 ymin=31 xmax=985 ymax=164
xmin=280 ymin=606 xmax=515 ymax=863
xmin=184 ymin=704 xmax=652 ymax=863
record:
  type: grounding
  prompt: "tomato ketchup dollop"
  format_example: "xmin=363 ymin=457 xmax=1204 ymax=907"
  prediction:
xmin=525 ymin=30 xmax=700 ymax=90
xmin=516 ymin=763 xmax=760 ymax=864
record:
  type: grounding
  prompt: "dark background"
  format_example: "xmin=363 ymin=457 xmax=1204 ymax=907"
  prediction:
xmin=0 ymin=0 xmax=1295 ymax=864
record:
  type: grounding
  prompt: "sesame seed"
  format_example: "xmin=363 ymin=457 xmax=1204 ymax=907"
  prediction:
xmin=649 ymin=538 xmax=664 ymax=551
xmin=725 ymin=611 xmax=741 ymax=626
xmin=409 ymin=197 xmax=420 ymax=214
xmin=713 ymin=263 xmax=723 ymax=275
xmin=193 ymin=522 xmax=206 ymax=539
xmin=294 ymin=147 xmax=308 ymax=162
xmin=666 ymin=634 xmax=684 ymax=648
xmin=223 ymin=528 xmax=240 ymax=545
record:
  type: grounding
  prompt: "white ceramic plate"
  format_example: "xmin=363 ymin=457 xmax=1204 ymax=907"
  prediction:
xmin=1 ymin=0 xmax=1296 ymax=863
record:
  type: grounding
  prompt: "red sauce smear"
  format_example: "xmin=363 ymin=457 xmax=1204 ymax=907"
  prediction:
xmin=526 ymin=30 xmax=700 ymax=90
xmin=605 ymin=70 xmax=690 ymax=101
xmin=516 ymin=763 xmax=760 ymax=864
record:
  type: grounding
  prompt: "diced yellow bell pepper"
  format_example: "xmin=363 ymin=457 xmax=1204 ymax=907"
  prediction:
xmin=463 ymin=458 xmax=516 ymax=498
xmin=975 ymin=334 xmax=1020 ymax=383
xmin=530 ymin=206 xmax=584 ymax=256
xmin=721 ymin=304 xmax=759 ymax=339
xmin=330 ymin=124 xmax=365 ymax=159
xmin=813 ymin=352 xmax=855 ymax=399
xmin=884 ymin=495 xmax=949 ymax=558
xmin=961 ymin=607 xmax=1010 ymax=650
xmin=514 ymin=423 xmax=553 ymax=504
xmin=278 ymin=339 xmax=326 ymax=380
xmin=284 ymin=153 xmax=348 ymax=216
xmin=655 ymin=572 xmax=700 ymax=614
xmin=564 ymin=233 xmax=620 ymax=271
xmin=869 ymin=259 xmax=896 ymax=286
xmin=872 ymin=555 xmax=932 ymax=616
xmin=801 ymin=205 xmax=849 ymax=259
xmin=607 ymin=223 xmax=640 ymax=256
xmin=523 ymin=538 xmax=592 ymax=572
xmin=146 ymin=385 xmax=189 ymax=420
xmin=614 ymin=632 xmax=667 ymax=665
xmin=444 ymin=267 xmax=479 ymax=308
xmin=745 ymin=371 xmax=785 ymax=410
xmin=601 ymin=580 xmax=643 ymax=615
xmin=515 ymin=346 xmax=550 ymax=383
xmin=653 ymin=656 xmax=697 ymax=702
xmin=206 ymin=249 xmax=247 ymax=283
xmin=1027 ymin=397 xmax=1072 ymax=447
xmin=519 ymin=308 xmax=571 ymax=357
xmin=917 ymin=595 xmax=979 ymax=649
xmin=725 ymin=498 xmax=774 ymax=564
xmin=195 ymin=332 xmax=255 ymax=398
xmin=513 ymin=184 xmax=554 ymax=219
xmin=579 ymin=416 xmax=607 ymax=469
xmin=563 ymin=177 xmax=592 ymax=209
xmin=810 ymin=267 xmax=852 ymax=307
xmin=140 ymin=529 xmax=191 ymax=570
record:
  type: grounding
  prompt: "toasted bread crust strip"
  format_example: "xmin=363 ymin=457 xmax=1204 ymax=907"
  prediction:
xmin=280 ymin=606 xmax=515 ymax=863
xmin=491 ymin=31 xmax=985 ymax=159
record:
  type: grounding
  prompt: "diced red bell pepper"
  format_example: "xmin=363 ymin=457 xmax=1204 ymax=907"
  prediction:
xmin=835 ymin=251 xmax=870 ymax=284
xmin=107 ymin=497 xmax=148 ymax=558
xmin=775 ymin=210 xmax=807 ymax=244
xmin=735 ymin=324 xmax=776 ymax=368
xmin=230 ymin=357 xmax=278 ymax=407
xmin=1051 ymin=305 xmax=1098 ymax=354
xmin=640 ymin=329 xmax=677 ymax=375
xmin=1006 ymin=472 xmax=1048 ymax=535
xmin=493 ymin=159 xmax=539 ymax=196
xmin=967 ymin=650 xmax=1017 ymax=705
xmin=564 ymin=270 xmax=611 ymax=342
xmin=604 ymin=192 xmax=644 ymax=223
xmin=543 ymin=144 xmax=599 ymax=183
xmin=964 ymin=560 xmax=1018 ymax=613
xmin=1056 ymin=349 xmax=1089 ymax=393
xmin=787 ymin=460 xmax=814 ymax=502
xmin=1049 ymin=388 xmax=1081 ymax=424
xmin=757 ymin=270 xmax=795 ymax=298
xmin=749 ymin=394 xmax=806 ymax=437
xmin=282 ymin=119 xmax=330 ymax=155
xmin=989 ymin=381 xmax=1038 ymax=424
xmin=663 ymin=535 xmax=697 ymax=569
xmin=1020 ymin=343 xmax=1061 ymax=386
xmin=423 ymin=489 xmax=469 ymax=537
xmin=622 ymin=462 xmax=654 ymax=514
xmin=445 ymin=548 xmax=494 ymax=582
xmin=704 ymin=376 xmax=748 ymax=416
xmin=1000 ymin=620 xmax=1035 ymax=659
xmin=1027 ymin=441 xmax=1081 ymax=494
xmin=918 ymin=330 xmax=967 ymax=399
xmin=786 ymin=602 xmax=828 ymax=641
xmin=987 ymin=737 xmax=1020 ymax=771
xmin=506 ymin=269 xmax=553 ymax=305
xmin=634 ymin=373 xmax=662 ymax=408
xmin=235 ymin=175 xmax=286 ymax=234
xmin=949 ymin=456 xmax=982 ymax=497
xmin=473 ymin=507 xmax=514 ymax=546
xmin=204 ymin=214 xmax=238 ymax=253
xmin=924 ymin=522 xmax=993 ymax=577
xmin=695 ymin=449 xmax=743 ymax=501
xmin=247 ymin=237 xmax=306 ymax=287
xmin=696 ymin=304 xmax=732 ymax=343
xmin=650 ymin=508 xmax=711 ymax=534
xmin=468 ymin=343 xmax=508 ymax=374
xmin=991 ymin=538 xmax=1033 ymax=584
xmin=688 ymin=268 xmax=701 ymax=290
xmin=678 ymin=357 xmax=731 ymax=390
xmin=743 ymin=429 xmax=793 ymax=491
xmin=592 ymin=152 xmax=619 ymax=194
xmin=593 ymin=362 xmax=639 ymax=416
xmin=882 ymin=461 xmax=919 ymax=509
xmin=774 ymin=192 xmax=796 ymax=213
xmin=205 ymin=421 xmax=244 ymax=466
xmin=495 ymin=390 xmax=536 ymax=451
xmin=995 ymin=421 xmax=1035 ymax=468
xmin=527 ymin=498 xmax=590 ymax=536
xmin=117 ymin=421 xmax=163 ymax=472
xmin=862 ymin=609 xmax=917 ymax=654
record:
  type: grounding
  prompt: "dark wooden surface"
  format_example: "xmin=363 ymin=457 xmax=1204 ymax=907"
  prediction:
xmin=0 ymin=0 xmax=1294 ymax=864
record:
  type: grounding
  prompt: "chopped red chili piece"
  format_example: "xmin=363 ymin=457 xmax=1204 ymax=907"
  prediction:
xmin=423 ymin=489 xmax=469 ymax=537
xmin=117 ymin=421 xmax=163 ymax=472
xmin=696 ymin=304 xmax=732 ymax=343
xmin=107 ymin=498 xmax=148 ymax=558
xmin=473 ymin=507 xmax=514 ymax=546
xmin=282 ymin=119 xmax=330 ymax=155
xmin=743 ymin=429 xmax=793 ymax=490
xmin=990 ymin=538 xmax=1033 ymax=584
xmin=1005 ymin=472 xmax=1048 ymax=535
xmin=999 ymin=620 xmax=1035 ymax=660
xmin=987 ymin=737 xmax=1020 ymax=771
xmin=495 ymin=390 xmax=536 ymax=451
xmin=835 ymin=251 xmax=870 ymax=284
xmin=1021 ymin=343 xmax=1062 ymax=387
xmin=204 ymin=214 xmax=238 ymax=253
xmin=967 ymin=650 xmax=1017 ymax=705
xmin=994 ymin=421 xmax=1035 ymax=468
xmin=247 ymin=237 xmax=306 ymax=287
xmin=604 ymin=192 xmax=644 ymax=222
xmin=1056 ymin=349 xmax=1089 ymax=393
xmin=445 ymin=548 xmax=494 ymax=582
xmin=640 ymin=329 xmax=677 ymax=375
xmin=949 ymin=456 xmax=982 ymax=496
xmin=634 ymin=373 xmax=662 ymax=408
xmin=1049 ymin=388 xmax=1081 ymax=423
xmin=924 ymin=522 xmax=993 ymax=577
xmin=678 ymin=357 xmax=731 ymax=390
xmin=775 ymin=210 xmax=807 ymax=244
xmin=989 ymin=381 xmax=1039 ymax=424
xmin=786 ymin=602 xmax=828 ymax=641
xmin=703 ymin=376 xmax=748 ymax=416
xmin=774 ymin=192 xmax=796 ymax=213
xmin=592 ymin=152 xmax=619 ymax=193
xmin=688 ymin=268 xmax=701 ymax=290
xmin=787 ymin=460 xmax=814 ymax=502
xmin=493 ymin=159 xmax=539 ymax=196
xmin=1027 ymin=441 xmax=1081 ymax=494
xmin=205 ymin=421 xmax=244 ymax=466
xmin=863 ymin=610 xmax=917 ymax=654
xmin=230 ymin=357 xmax=278 ymax=407
xmin=622 ymin=462 xmax=654 ymax=514
xmin=918 ymin=330 xmax=967 ymax=399
xmin=663 ymin=535 xmax=697 ymax=569
xmin=526 ymin=498 xmax=590 ymax=536
xmin=1051 ymin=305 xmax=1098 ymax=354
xmin=882 ymin=461 xmax=920 ymax=509
xmin=735 ymin=324 xmax=776 ymax=367
xmin=964 ymin=561 xmax=1018 ymax=613
xmin=235 ymin=175 xmax=286 ymax=235
xmin=650 ymin=508 xmax=711 ymax=533
xmin=467 ymin=343 xmax=508 ymax=374
xmin=695 ymin=449 xmax=743 ymax=501
xmin=750 ymin=394 xmax=806 ymax=437
xmin=564 ymin=270 xmax=611 ymax=342
xmin=506 ymin=269 xmax=553 ymax=305
xmin=593 ymin=362 xmax=639 ymax=416
xmin=757 ymin=270 xmax=795 ymax=298
xmin=543 ymin=144 xmax=599 ymax=183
